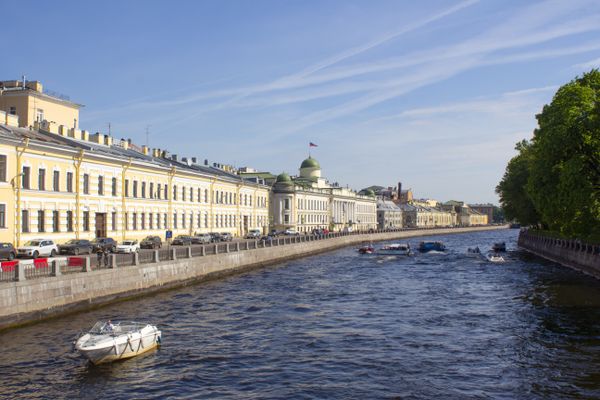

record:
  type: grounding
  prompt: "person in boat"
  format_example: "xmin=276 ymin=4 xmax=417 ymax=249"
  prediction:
xmin=104 ymin=320 xmax=115 ymax=332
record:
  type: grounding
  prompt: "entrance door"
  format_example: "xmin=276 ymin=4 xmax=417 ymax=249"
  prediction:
xmin=95 ymin=213 xmax=107 ymax=238
xmin=243 ymin=215 xmax=249 ymax=235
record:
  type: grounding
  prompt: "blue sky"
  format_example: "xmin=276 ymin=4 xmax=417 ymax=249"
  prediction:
xmin=4 ymin=0 xmax=600 ymax=204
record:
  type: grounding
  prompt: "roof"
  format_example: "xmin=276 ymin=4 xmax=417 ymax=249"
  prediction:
xmin=300 ymin=156 xmax=320 ymax=169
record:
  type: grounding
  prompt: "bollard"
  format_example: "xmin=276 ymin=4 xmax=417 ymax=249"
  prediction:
xmin=51 ymin=260 xmax=61 ymax=276
xmin=215 ymin=244 xmax=219 ymax=254
xmin=84 ymin=257 xmax=92 ymax=272
xmin=16 ymin=263 xmax=26 ymax=281
xmin=226 ymin=243 xmax=230 ymax=253
xmin=236 ymin=242 xmax=240 ymax=252
xmin=171 ymin=248 xmax=177 ymax=260
xmin=133 ymin=252 xmax=140 ymax=266
xmin=109 ymin=254 xmax=117 ymax=268
xmin=201 ymin=245 xmax=206 ymax=256
xmin=187 ymin=247 xmax=192 ymax=258
xmin=153 ymin=250 xmax=159 ymax=263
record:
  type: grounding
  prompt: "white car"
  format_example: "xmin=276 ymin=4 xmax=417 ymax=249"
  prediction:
xmin=284 ymin=229 xmax=300 ymax=236
xmin=115 ymin=240 xmax=140 ymax=253
xmin=245 ymin=229 xmax=261 ymax=239
xmin=17 ymin=239 xmax=59 ymax=259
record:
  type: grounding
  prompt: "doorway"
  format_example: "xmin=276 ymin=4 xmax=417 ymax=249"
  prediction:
xmin=95 ymin=213 xmax=107 ymax=238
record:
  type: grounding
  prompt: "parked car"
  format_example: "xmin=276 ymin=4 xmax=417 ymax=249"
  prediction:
xmin=270 ymin=229 xmax=285 ymax=237
xmin=0 ymin=243 xmax=16 ymax=261
xmin=220 ymin=232 xmax=233 ymax=242
xmin=208 ymin=232 xmax=222 ymax=243
xmin=91 ymin=237 xmax=117 ymax=253
xmin=140 ymin=236 xmax=162 ymax=249
xmin=115 ymin=240 xmax=140 ymax=253
xmin=59 ymin=239 xmax=93 ymax=255
xmin=172 ymin=235 xmax=193 ymax=246
xmin=284 ymin=229 xmax=300 ymax=236
xmin=245 ymin=229 xmax=261 ymax=239
xmin=17 ymin=239 xmax=58 ymax=258
xmin=191 ymin=234 xmax=212 ymax=244
xmin=260 ymin=235 xmax=274 ymax=243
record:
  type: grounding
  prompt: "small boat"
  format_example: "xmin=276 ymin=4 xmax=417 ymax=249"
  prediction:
xmin=492 ymin=242 xmax=506 ymax=252
xmin=466 ymin=247 xmax=481 ymax=256
xmin=486 ymin=253 xmax=505 ymax=263
xmin=378 ymin=243 xmax=411 ymax=256
xmin=358 ymin=244 xmax=375 ymax=254
xmin=75 ymin=321 xmax=161 ymax=365
xmin=418 ymin=241 xmax=446 ymax=253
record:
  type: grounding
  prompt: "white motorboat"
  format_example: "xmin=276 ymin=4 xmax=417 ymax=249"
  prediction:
xmin=75 ymin=321 xmax=161 ymax=365
xmin=486 ymin=253 xmax=505 ymax=263
xmin=378 ymin=243 xmax=411 ymax=256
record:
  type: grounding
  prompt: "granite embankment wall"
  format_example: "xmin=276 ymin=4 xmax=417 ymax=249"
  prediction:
xmin=0 ymin=225 xmax=504 ymax=331
xmin=518 ymin=230 xmax=600 ymax=278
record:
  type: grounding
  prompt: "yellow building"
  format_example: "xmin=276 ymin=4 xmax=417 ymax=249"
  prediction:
xmin=0 ymin=79 xmax=82 ymax=129
xmin=0 ymin=80 xmax=269 ymax=246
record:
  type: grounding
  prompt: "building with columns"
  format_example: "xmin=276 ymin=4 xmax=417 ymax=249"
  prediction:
xmin=269 ymin=157 xmax=377 ymax=233
xmin=0 ymin=79 xmax=270 ymax=246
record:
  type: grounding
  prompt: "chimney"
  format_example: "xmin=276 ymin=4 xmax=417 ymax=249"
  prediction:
xmin=398 ymin=182 xmax=402 ymax=195
xmin=105 ymin=136 xmax=113 ymax=146
xmin=142 ymin=145 xmax=149 ymax=155
xmin=171 ymin=154 xmax=178 ymax=162
xmin=191 ymin=157 xmax=197 ymax=164
xmin=182 ymin=157 xmax=188 ymax=163
xmin=120 ymin=138 xmax=129 ymax=150
xmin=204 ymin=159 xmax=209 ymax=166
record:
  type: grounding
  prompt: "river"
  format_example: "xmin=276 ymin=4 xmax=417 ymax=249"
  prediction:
xmin=2 ymin=229 xmax=600 ymax=399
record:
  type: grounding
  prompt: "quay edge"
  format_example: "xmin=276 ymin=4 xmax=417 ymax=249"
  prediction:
xmin=0 ymin=225 xmax=506 ymax=332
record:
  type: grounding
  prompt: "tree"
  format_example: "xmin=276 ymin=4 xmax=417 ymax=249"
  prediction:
xmin=496 ymin=140 xmax=540 ymax=225
xmin=527 ymin=70 xmax=600 ymax=239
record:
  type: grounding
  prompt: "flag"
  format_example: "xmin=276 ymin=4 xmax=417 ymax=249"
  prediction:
xmin=309 ymin=142 xmax=318 ymax=147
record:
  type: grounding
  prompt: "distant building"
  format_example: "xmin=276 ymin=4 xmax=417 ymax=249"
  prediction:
xmin=270 ymin=157 xmax=377 ymax=233
xmin=377 ymin=199 xmax=403 ymax=229
xmin=442 ymin=201 xmax=488 ymax=226
xmin=469 ymin=203 xmax=494 ymax=224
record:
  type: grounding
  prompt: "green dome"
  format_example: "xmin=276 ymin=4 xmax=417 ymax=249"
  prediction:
xmin=360 ymin=189 xmax=376 ymax=197
xmin=300 ymin=157 xmax=320 ymax=169
xmin=276 ymin=172 xmax=292 ymax=183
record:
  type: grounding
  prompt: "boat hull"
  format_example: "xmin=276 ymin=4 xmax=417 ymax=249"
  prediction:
xmin=76 ymin=326 xmax=161 ymax=365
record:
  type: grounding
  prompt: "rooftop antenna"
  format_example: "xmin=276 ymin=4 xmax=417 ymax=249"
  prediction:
xmin=145 ymin=125 xmax=150 ymax=147
xmin=108 ymin=122 xmax=111 ymax=135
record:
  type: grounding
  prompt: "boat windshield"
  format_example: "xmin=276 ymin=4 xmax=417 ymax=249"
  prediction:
xmin=89 ymin=321 xmax=147 ymax=335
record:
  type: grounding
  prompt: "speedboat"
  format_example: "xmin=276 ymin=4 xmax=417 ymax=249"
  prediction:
xmin=378 ymin=243 xmax=411 ymax=256
xmin=75 ymin=321 xmax=161 ymax=365
xmin=492 ymin=242 xmax=506 ymax=252
xmin=358 ymin=244 xmax=375 ymax=254
xmin=486 ymin=253 xmax=505 ymax=263
xmin=418 ymin=241 xmax=446 ymax=253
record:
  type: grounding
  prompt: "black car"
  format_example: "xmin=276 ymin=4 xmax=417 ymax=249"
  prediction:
xmin=172 ymin=235 xmax=193 ymax=246
xmin=220 ymin=232 xmax=233 ymax=242
xmin=59 ymin=239 xmax=93 ymax=255
xmin=208 ymin=232 xmax=222 ymax=243
xmin=141 ymin=236 xmax=162 ymax=249
xmin=91 ymin=237 xmax=117 ymax=253
xmin=0 ymin=243 xmax=16 ymax=260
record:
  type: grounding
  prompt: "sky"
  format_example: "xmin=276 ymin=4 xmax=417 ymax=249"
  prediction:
xmin=3 ymin=0 xmax=600 ymax=204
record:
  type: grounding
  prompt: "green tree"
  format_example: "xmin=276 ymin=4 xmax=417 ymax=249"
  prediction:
xmin=528 ymin=70 xmax=600 ymax=239
xmin=496 ymin=140 xmax=540 ymax=225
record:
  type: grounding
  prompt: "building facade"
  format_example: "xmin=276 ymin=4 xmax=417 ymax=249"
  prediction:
xmin=376 ymin=199 xmax=403 ymax=229
xmin=0 ymin=80 xmax=270 ymax=246
xmin=269 ymin=157 xmax=377 ymax=233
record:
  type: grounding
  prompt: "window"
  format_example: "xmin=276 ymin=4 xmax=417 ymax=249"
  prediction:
xmin=197 ymin=188 xmax=201 ymax=202
xmin=284 ymin=199 xmax=290 ymax=210
xmin=53 ymin=211 xmax=59 ymax=232
xmin=67 ymin=172 xmax=73 ymax=192
xmin=149 ymin=213 xmax=153 ymax=229
xmin=22 ymin=210 xmax=29 ymax=233
xmin=9 ymin=106 xmax=16 ymax=115
xmin=141 ymin=182 xmax=146 ymax=198
xmin=164 ymin=185 xmax=168 ymax=200
xmin=173 ymin=185 xmax=177 ymax=201
xmin=204 ymin=189 xmax=208 ymax=203
xmin=22 ymin=166 xmax=30 ymax=189
xmin=38 ymin=169 xmax=46 ymax=190
xmin=0 ymin=204 xmax=5 ymax=228
xmin=53 ymin=171 xmax=60 ymax=191
xmin=190 ymin=187 xmax=194 ymax=202
xmin=182 ymin=186 xmax=186 ymax=202
xmin=111 ymin=212 xmax=116 ymax=231
xmin=83 ymin=174 xmax=89 ymax=194
xmin=67 ymin=211 xmax=73 ymax=232
xmin=83 ymin=211 xmax=90 ymax=231
xmin=173 ymin=213 xmax=178 ymax=229
xmin=38 ymin=210 xmax=45 ymax=232
xmin=204 ymin=213 xmax=208 ymax=228
xmin=182 ymin=212 xmax=186 ymax=229
xmin=133 ymin=181 xmax=138 ymax=198
xmin=150 ymin=183 xmax=154 ymax=199
xmin=98 ymin=175 xmax=104 ymax=195
xmin=190 ymin=213 xmax=193 ymax=229
xmin=125 ymin=179 xmax=129 ymax=197
xmin=197 ymin=213 xmax=201 ymax=228
xmin=157 ymin=184 xmax=161 ymax=199
xmin=141 ymin=213 xmax=146 ymax=230
xmin=157 ymin=213 xmax=161 ymax=229
xmin=163 ymin=213 xmax=167 ymax=229
xmin=0 ymin=155 xmax=6 ymax=182
xmin=112 ymin=177 xmax=117 ymax=196
xmin=125 ymin=213 xmax=129 ymax=230
xmin=133 ymin=213 xmax=138 ymax=230
xmin=36 ymin=108 xmax=44 ymax=122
